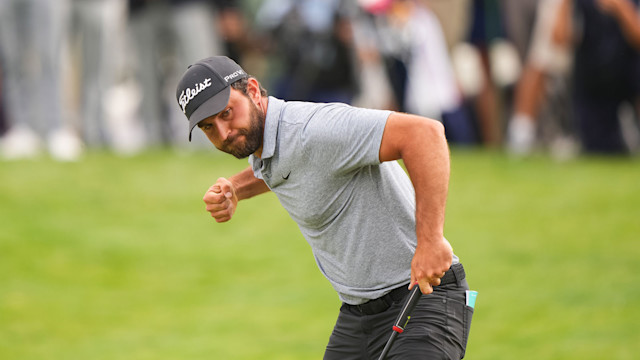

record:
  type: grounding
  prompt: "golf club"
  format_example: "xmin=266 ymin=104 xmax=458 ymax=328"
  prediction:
xmin=378 ymin=284 xmax=423 ymax=360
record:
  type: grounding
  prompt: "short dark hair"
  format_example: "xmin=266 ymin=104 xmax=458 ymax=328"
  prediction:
xmin=231 ymin=77 xmax=268 ymax=97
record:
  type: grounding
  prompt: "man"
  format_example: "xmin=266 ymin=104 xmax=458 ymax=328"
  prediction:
xmin=564 ymin=0 xmax=640 ymax=154
xmin=176 ymin=56 xmax=474 ymax=359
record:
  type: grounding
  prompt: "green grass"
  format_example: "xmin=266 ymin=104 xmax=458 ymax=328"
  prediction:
xmin=1 ymin=149 xmax=639 ymax=359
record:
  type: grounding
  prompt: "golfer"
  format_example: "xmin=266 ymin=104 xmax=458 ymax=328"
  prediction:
xmin=176 ymin=56 xmax=474 ymax=359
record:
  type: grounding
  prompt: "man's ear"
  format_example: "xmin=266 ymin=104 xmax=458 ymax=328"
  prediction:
xmin=247 ymin=78 xmax=261 ymax=104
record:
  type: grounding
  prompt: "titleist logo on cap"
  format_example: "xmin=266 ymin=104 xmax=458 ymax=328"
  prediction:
xmin=178 ymin=78 xmax=212 ymax=114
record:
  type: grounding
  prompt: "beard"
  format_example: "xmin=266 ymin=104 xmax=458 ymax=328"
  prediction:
xmin=221 ymin=98 xmax=265 ymax=159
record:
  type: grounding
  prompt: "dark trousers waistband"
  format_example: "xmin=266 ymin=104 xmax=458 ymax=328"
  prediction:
xmin=345 ymin=263 xmax=466 ymax=316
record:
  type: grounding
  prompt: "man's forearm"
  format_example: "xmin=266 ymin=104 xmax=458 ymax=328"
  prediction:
xmin=379 ymin=114 xmax=450 ymax=243
xmin=379 ymin=113 xmax=452 ymax=292
xmin=229 ymin=166 xmax=271 ymax=201
xmin=402 ymin=121 xmax=450 ymax=245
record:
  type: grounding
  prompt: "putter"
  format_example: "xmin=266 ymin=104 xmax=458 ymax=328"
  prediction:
xmin=378 ymin=284 xmax=423 ymax=360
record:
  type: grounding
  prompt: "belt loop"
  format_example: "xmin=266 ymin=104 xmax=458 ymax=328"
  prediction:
xmin=451 ymin=263 xmax=465 ymax=285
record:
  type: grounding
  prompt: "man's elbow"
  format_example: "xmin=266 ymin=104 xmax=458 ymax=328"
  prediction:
xmin=430 ymin=119 xmax=445 ymax=136
xmin=402 ymin=118 xmax=448 ymax=157
xmin=422 ymin=119 xmax=447 ymax=144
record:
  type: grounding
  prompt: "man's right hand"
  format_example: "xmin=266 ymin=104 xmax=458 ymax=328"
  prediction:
xmin=203 ymin=177 xmax=238 ymax=222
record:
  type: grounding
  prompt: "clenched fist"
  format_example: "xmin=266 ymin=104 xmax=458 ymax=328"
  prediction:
xmin=203 ymin=177 xmax=238 ymax=222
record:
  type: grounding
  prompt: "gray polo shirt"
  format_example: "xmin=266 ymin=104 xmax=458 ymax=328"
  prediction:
xmin=249 ymin=97 xmax=458 ymax=305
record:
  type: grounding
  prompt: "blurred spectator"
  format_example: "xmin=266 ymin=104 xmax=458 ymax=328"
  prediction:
xmin=366 ymin=0 xmax=476 ymax=143
xmin=565 ymin=0 xmax=640 ymax=154
xmin=462 ymin=0 xmax=508 ymax=147
xmin=128 ymin=0 xmax=238 ymax=148
xmin=505 ymin=0 xmax=575 ymax=156
xmin=423 ymin=0 xmax=472 ymax=51
xmin=215 ymin=0 xmax=251 ymax=62
xmin=447 ymin=0 xmax=522 ymax=148
xmin=349 ymin=1 xmax=397 ymax=111
xmin=255 ymin=0 xmax=359 ymax=104
xmin=67 ymin=0 xmax=136 ymax=153
xmin=500 ymin=0 xmax=539 ymax=62
xmin=355 ymin=0 xmax=409 ymax=111
xmin=0 ymin=0 xmax=82 ymax=161
xmin=1 ymin=0 xmax=635 ymax=157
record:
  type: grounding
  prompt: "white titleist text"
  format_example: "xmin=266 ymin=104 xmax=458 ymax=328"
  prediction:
xmin=179 ymin=78 xmax=212 ymax=113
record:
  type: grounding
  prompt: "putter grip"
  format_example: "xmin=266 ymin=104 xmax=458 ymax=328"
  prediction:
xmin=392 ymin=285 xmax=422 ymax=333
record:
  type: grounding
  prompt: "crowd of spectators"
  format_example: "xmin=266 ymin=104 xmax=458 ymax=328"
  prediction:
xmin=1 ymin=0 xmax=639 ymax=161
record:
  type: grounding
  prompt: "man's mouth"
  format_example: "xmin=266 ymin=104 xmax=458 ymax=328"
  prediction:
xmin=223 ymin=134 xmax=239 ymax=147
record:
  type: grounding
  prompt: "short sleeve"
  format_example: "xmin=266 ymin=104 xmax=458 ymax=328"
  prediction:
xmin=301 ymin=103 xmax=392 ymax=175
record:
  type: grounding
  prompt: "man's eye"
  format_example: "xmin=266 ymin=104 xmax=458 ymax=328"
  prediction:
xmin=222 ymin=109 xmax=231 ymax=118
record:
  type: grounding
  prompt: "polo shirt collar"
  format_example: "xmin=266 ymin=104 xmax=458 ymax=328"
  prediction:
xmin=259 ymin=96 xmax=283 ymax=160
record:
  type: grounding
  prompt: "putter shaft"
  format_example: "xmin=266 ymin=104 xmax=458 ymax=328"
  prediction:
xmin=378 ymin=285 xmax=422 ymax=360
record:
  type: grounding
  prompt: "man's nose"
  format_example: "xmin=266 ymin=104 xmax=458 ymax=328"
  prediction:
xmin=215 ymin=121 xmax=231 ymax=140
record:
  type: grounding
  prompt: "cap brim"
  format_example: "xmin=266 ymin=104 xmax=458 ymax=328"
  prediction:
xmin=187 ymin=86 xmax=231 ymax=141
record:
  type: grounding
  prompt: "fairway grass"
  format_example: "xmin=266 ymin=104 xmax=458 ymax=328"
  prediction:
xmin=1 ymin=149 xmax=638 ymax=359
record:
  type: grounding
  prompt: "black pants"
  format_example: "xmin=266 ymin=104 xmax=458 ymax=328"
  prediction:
xmin=324 ymin=279 xmax=473 ymax=359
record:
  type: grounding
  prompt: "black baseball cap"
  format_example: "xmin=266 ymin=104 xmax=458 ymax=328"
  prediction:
xmin=176 ymin=56 xmax=249 ymax=141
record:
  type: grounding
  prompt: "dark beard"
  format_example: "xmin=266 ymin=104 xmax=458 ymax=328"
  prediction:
xmin=222 ymin=100 xmax=265 ymax=159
